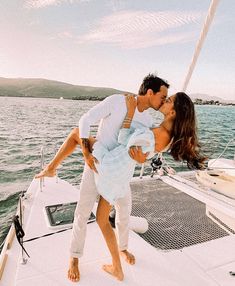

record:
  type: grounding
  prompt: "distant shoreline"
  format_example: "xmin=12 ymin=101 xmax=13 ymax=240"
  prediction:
xmin=0 ymin=95 xmax=234 ymax=106
xmin=193 ymin=98 xmax=235 ymax=106
xmin=0 ymin=95 xmax=104 ymax=101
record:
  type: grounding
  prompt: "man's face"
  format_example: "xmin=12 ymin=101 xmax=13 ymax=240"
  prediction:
xmin=159 ymin=94 xmax=176 ymax=115
xmin=149 ymin=85 xmax=168 ymax=110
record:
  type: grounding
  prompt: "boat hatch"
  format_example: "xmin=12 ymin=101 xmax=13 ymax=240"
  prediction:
xmin=45 ymin=202 xmax=96 ymax=227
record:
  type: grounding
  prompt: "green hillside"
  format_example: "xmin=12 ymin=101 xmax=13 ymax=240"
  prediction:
xmin=0 ymin=78 xmax=125 ymax=100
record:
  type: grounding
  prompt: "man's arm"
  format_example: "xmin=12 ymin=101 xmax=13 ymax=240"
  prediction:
xmin=80 ymin=138 xmax=98 ymax=173
xmin=79 ymin=96 xmax=114 ymax=171
xmin=79 ymin=96 xmax=113 ymax=138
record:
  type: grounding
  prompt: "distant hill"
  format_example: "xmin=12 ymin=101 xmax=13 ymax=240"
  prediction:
xmin=190 ymin=93 xmax=235 ymax=104
xmin=0 ymin=77 xmax=234 ymax=104
xmin=0 ymin=77 xmax=125 ymax=100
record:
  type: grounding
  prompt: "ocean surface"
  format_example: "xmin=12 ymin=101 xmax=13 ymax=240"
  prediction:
xmin=0 ymin=96 xmax=234 ymax=248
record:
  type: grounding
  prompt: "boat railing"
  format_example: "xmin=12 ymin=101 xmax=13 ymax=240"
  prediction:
xmin=0 ymin=224 xmax=15 ymax=280
xmin=0 ymin=193 xmax=27 ymax=280
xmin=39 ymin=146 xmax=45 ymax=191
xmin=39 ymin=144 xmax=60 ymax=191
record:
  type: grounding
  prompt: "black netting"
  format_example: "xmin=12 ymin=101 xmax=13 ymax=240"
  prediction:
xmin=131 ymin=178 xmax=229 ymax=250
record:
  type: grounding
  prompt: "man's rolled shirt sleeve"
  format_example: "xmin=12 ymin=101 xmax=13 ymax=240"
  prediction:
xmin=78 ymin=96 xmax=113 ymax=138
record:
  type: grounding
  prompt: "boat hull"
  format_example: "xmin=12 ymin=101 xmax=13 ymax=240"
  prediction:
xmin=196 ymin=170 xmax=235 ymax=199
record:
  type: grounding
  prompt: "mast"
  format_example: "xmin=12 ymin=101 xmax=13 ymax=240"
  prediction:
xmin=182 ymin=0 xmax=220 ymax=92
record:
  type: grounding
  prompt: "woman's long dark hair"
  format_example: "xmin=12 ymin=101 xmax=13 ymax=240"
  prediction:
xmin=170 ymin=92 xmax=206 ymax=169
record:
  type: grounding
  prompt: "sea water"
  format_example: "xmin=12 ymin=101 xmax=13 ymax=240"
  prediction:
xmin=0 ymin=96 xmax=234 ymax=247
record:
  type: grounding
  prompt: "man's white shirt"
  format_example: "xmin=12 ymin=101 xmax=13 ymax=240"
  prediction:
xmin=79 ymin=94 xmax=154 ymax=150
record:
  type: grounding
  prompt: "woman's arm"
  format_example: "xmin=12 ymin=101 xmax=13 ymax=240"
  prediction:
xmin=124 ymin=95 xmax=151 ymax=163
xmin=121 ymin=94 xmax=137 ymax=128
xmin=120 ymin=95 xmax=149 ymax=163
xmin=118 ymin=95 xmax=137 ymax=145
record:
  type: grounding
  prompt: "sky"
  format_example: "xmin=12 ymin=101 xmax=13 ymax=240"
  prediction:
xmin=0 ymin=0 xmax=234 ymax=100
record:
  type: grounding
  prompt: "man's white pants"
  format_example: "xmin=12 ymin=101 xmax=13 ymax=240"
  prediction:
xmin=70 ymin=164 xmax=132 ymax=258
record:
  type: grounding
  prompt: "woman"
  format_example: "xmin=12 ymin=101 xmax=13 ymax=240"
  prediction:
xmin=36 ymin=92 xmax=205 ymax=281
xmin=90 ymin=92 xmax=205 ymax=205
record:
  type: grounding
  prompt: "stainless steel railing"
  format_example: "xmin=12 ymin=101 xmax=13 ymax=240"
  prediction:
xmin=39 ymin=146 xmax=45 ymax=191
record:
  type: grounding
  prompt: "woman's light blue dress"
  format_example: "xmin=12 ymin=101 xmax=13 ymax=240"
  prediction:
xmin=92 ymin=124 xmax=155 ymax=204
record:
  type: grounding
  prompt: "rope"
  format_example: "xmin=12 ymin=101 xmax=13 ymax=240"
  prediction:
xmin=13 ymin=215 xmax=30 ymax=258
xmin=182 ymin=0 xmax=220 ymax=92
xmin=24 ymin=227 xmax=72 ymax=243
xmin=207 ymin=137 xmax=234 ymax=168
xmin=23 ymin=218 xmax=96 ymax=243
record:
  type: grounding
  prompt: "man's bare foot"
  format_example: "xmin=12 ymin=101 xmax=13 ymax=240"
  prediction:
xmin=102 ymin=264 xmax=124 ymax=281
xmin=35 ymin=166 xmax=56 ymax=179
xmin=120 ymin=250 xmax=135 ymax=265
xmin=68 ymin=257 xmax=80 ymax=283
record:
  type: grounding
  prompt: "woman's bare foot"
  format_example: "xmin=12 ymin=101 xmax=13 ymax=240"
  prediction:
xmin=120 ymin=250 xmax=135 ymax=265
xmin=35 ymin=165 xmax=56 ymax=179
xmin=68 ymin=257 xmax=80 ymax=283
xmin=102 ymin=264 xmax=124 ymax=281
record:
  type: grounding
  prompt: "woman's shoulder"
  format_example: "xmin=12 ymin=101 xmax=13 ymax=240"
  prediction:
xmin=153 ymin=127 xmax=172 ymax=152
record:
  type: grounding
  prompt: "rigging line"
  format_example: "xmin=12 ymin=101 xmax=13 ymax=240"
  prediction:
xmin=207 ymin=167 xmax=235 ymax=170
xmin=208 ymin=137 xmax=235 ymax=168
xmin=23 ymin=227 xmax=72 ymax=243
xmin=0 ymin=239 xmax=6 ymax=250
xmin=182 ymin=0 xmax=220 ymax=92
xmin=23 ymin=217 xmax=97 ymax=243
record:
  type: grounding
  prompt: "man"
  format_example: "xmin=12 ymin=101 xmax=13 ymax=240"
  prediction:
xmin=69 ymin=74 xmax=169 ymax=282
xmin=36 ymin=74 xmax=169 ymax=282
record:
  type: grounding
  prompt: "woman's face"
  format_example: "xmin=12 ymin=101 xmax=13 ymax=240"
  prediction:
xmin=149 ymin=85 xmax=168 ymax=110
xmin=159 ymin=94 xmax=176 ymax=115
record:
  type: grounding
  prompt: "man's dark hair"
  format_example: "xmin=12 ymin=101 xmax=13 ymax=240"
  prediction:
xmin=138 ymin=73 xmax=169 ymax=95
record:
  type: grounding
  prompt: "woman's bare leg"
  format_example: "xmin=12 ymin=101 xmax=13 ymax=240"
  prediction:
xmin=96 ymin=196 xmax=124 ymax=281
xmin=35 ymin=128 xmax=96 ymax=178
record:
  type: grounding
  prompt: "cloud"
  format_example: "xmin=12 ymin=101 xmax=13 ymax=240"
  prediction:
xmin=24 ymin=0 xmax=90 ymax=9
xmin=78 ymin=10 xmax=203 ymax=49
xmin=106 ymin=0 xmax=127 ymax=12
xmin=24 ymin=0 xmax=61 ymax=8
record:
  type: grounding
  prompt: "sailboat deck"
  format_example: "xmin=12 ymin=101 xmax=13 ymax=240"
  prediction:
xmin=1 ymin=175 xmax=235 ymax=285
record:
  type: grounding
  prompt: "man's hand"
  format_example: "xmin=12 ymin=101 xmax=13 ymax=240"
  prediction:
xmin=128 ymin=146 xmax=149 ymax=164
xmin=84 ymin=153 xmax=99 ymax=173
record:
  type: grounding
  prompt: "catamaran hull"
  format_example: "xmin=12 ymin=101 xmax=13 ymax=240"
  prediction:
xmin=196 ymin=170 xmax=235 ymax=199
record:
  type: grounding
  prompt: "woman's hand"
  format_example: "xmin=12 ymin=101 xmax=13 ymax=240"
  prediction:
xmin=129 ymin=146 xmax=149 ymax=163
xmin=125 ymin=94 xmax=137 ymax=116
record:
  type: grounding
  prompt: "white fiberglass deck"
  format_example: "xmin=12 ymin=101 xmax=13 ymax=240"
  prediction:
xmin=1 ymin=175 xmax=235 ymax=286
